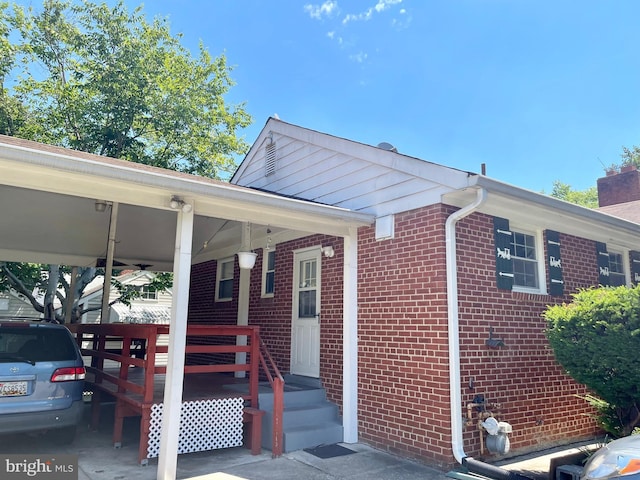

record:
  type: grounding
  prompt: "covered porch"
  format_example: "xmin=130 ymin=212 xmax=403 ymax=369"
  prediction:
xmin=0 ymin=134 xmax=373 ymax=480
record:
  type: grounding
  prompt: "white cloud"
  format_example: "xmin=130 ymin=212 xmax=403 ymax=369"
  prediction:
xmin=375 ymin=0 xmax=403 ymax=12
xmin=304 ymin=1 xmax=339 ymax=20
xmin=342 ymin=0 xmax=402 ymax=24
xmin=349 ymin=51 xmax=368 ymax=63
xmin=327 ymin=31 xmax=344 ymax=44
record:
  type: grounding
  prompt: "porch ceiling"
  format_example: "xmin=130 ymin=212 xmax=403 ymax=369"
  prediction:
xmin=0 ymin=135 xmax=373 ymax=271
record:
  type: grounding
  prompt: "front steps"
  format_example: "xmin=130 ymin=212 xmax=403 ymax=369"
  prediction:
xmin=225 ymin=374 xmax=343 ymax=453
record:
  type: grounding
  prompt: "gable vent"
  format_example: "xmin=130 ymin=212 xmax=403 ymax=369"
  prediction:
xmin=264 ymin=142 xmax=276 ymax=177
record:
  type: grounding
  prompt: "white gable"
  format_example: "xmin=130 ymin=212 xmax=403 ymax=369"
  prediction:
xmin=232 ymin=118 xmax=473 ymax=217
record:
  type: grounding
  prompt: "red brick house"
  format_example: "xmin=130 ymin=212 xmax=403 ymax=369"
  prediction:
xmin=187 ymin=118 xmax=640 ymax=467
xmin=2 ymin=124 xmax=640 ymax=475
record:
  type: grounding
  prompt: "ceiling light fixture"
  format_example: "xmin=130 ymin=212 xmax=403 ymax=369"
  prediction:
xmin=169 ymin=195 xmax=193 ymax=213
xmin=95 ymin=200 xmax=108 ymax=213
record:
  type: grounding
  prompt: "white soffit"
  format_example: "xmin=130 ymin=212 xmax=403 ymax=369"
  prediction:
xmin=233 ymin=118 xmax=474 ymax=216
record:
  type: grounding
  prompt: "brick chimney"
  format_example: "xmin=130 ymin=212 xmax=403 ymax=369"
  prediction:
xmin=597 ymin=165 xmax=640 ymax=207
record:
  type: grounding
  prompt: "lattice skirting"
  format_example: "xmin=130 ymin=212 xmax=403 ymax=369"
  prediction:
xmin=147 ymin=397 xmax=244 ymax=459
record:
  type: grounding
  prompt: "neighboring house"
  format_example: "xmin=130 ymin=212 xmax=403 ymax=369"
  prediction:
xmin=0 ymin=289 xmax=41 ymax=320
xmin=78 ymin=270 xmax=171 ymax=324
xmin=187 ymin=118 xmax=640 ymax=466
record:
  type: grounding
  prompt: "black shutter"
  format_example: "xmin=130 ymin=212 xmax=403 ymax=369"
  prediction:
xmin=595 ymin=242 xmax=610 ymax=286
xmin=494 ymin=217 xmax=514 ymax=290
xmin=631 ymin=251 xmax=640 ymax=286
xmin=546 ymin=230 xmax=564 ymax=296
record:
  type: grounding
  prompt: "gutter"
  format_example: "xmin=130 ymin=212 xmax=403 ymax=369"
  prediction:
xmin=445 ymin=187 xmax=487 ymax=464
xmin=445 ymin=187 xmax=533 ymax=480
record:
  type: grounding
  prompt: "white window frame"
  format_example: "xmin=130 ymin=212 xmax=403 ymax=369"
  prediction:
xmin=261 ymin=248 xmax=276 ymax=298
xmin=134 ymin=284 xmax=158 ymax=301
xmin=510 ymin=226 xmax=547 ymax=295
xmin=215 ymin=257 xmax=235 ymax=302
xmin=608 ymin=248 xmax=629 ymax=286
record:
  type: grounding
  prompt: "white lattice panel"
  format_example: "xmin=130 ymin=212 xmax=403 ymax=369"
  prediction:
xmin=147 ymin=397 xmax=244 ymax=459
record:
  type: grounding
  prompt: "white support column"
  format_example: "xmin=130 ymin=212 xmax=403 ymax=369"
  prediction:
xmin=100 ymin=202 xmax=118 ymax=323
xmin=342 ymin=227 xmax=359 ymax=443
xmin=235 ymin=267 xmax=250 ymax=377
xmin=235 ymin=222 xmax=251 ymax=376
xmin=157 ymin=207 xmax=194 ymax=480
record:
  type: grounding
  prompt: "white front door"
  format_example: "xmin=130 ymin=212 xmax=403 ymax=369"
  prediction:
xmin=291 ymin=247 xmax=321 ymax=377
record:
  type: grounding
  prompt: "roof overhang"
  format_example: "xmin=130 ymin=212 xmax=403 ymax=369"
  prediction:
xmin=0 ymin=135 xmax=373 ymax=270
xmin=443 ymin=175 xmax=640 ymax=248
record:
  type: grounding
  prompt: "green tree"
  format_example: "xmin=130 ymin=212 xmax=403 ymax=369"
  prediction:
xmin=549 ymin=181 xmax=598 ymax=208
xmin=603 ymin=145 xmax=640 ymax=174
xmin=1 ymin=0 xmax=251 ymax=321
xmin=544 ymin=286 xmax=640 ymax=437
xmin=8 ymin=0 xmax=250 ymax=177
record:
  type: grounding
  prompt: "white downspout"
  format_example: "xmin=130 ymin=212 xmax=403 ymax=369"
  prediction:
xmin=445 ymin=187 xmax=487 ymax=464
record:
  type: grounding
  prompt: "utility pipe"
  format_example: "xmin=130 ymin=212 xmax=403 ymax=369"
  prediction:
xmin=445 ymin=188 xmax=533 ymax=480
xmin=445 ymin=187 xmax=487 ymax=463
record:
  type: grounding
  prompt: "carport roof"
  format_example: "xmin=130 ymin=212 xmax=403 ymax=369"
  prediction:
xmin=0 ymin=134 xmax=373 ymax=271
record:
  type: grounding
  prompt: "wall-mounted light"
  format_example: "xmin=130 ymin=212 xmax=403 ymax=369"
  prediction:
xmin=321 ymin=246 xmax=335 ymax=258
xmin=95 ymin=200 xmax=108 ymax=213
xmin=169 ymin=195 xmax=192 ymax=213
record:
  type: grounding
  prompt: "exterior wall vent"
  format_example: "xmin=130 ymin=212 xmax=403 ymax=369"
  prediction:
xmin=264 ymin=142 xmax=276 ymax=177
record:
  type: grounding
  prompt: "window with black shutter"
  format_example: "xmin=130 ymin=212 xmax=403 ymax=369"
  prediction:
xmin=494 ymin=217 xmax=514 ymax=290
xmin=546 ymin=230 xmax=564 ymax=296
xmin=595 ymin=242 xmax=610 ymax=286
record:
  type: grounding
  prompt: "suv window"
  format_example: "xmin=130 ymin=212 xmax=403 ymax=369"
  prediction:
xmin=0 ymin=326 xmax=77 ymax=362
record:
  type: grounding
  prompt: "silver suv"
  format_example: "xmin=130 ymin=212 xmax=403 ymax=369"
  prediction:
xmin=0 ymin=322 xmax=86 ymax=443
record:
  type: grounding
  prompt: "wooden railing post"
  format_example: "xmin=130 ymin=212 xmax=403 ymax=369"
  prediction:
xmin=249 ymin=327 xmax=260 ymax=409
xmin=272 ymin=376 xmax=284 ymax=457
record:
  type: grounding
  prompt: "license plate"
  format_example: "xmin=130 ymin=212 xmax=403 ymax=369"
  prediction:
xmin=0 ymin=381 xmax=28 ymax=396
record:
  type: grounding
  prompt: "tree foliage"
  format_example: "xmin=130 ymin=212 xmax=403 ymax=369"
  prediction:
xmin=544 ymin=286 xmax=640 ymax=436
xmin=0 ymin=0 xmax=251 ymax=321
xmin=4 ymin=0 xmax=251 ymax=177
xmin=550 ymin=180 xmax=598 ymax=208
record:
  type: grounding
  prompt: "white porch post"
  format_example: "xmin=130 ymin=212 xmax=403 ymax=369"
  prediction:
xmin=100 ymin=201 xmax=119 ymax=323
xmin=157 ymin=206 xmax=194 ymax=480
xmin=235 ymin=222 xmax=251 ymax=377
xmin=342 ymin=227 xmax=359 ymax=443
xmin=235 ymin=268 xmax=250 ymax=377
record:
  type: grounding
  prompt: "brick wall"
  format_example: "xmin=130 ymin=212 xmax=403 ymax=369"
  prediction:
xmin=455 ymin=212 xmax=599 ymax=460
xmin=597 ymin=167 xmax=640 ymax=207
xmin=186 ymin=203 xmax=608 ymax=467
xmin=357 ymin=204 xmax=453 ymax=464
xmin=355 ymin=204 xmax=602 ymax=467
xmin=246 ymin=234 xmax=346 ymax=405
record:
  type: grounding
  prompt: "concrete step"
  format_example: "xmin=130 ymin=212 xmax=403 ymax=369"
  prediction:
xmin=283 ymin=421 xmax=344 ymax=453
xmin=267 ymin=401 xmax=340 ymax=429
xmin=259 ymin=385 xmax=327 ymax=410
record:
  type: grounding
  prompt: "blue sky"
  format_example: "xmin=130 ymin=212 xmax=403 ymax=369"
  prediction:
xmin=126 ymin=1 xmax=639 ymax=192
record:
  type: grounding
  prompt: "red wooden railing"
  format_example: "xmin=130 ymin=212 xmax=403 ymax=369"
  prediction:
xmin=68 ymin=323 xmax=282 ymax=464
xmin=259 ymin=338 xmax=284 ymax=457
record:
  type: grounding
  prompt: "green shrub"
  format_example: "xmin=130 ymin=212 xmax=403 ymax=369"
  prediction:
xmin=544 ymin=285 xmax=640 ymax=436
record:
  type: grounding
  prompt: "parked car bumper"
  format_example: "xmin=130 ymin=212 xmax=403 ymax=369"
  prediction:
xmin=0 ymin=400 xmax=85 ymax=434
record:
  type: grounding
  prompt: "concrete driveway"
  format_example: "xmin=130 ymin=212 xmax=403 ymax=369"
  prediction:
xmin=0 ymin=403 xmax=451 ymax=480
